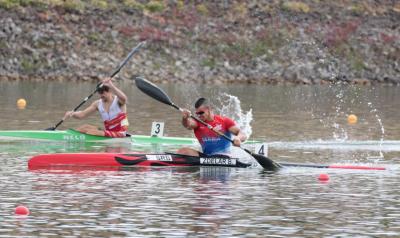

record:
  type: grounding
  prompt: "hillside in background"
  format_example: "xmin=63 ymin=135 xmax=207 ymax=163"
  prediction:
xmin=0 ymin=0 xmax=399 ymax=84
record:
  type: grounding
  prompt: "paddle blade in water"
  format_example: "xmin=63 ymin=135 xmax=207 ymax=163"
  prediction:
xmin=135 ymin=76 xmax=175 ymax=107
xmin=246 ymin=149 xmax=281 ymax=171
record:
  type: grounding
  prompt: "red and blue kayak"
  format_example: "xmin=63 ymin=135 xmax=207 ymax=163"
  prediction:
xmin=28 ymin=152 xmax=252 ymax=169
xmin=28 ymin=152 xmax=386 ymax=171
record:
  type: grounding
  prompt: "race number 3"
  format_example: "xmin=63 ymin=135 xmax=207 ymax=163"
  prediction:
xmin=151 ymin=122 xmax=165 ymax=137
xmin=255 ymin=143 xmax=268 ymax=156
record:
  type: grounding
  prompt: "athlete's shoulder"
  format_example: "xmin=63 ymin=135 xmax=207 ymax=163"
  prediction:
xmin=214 ymin=114 xmax=226 ymax=120
xmin=216 ymin=114 xmax=236 ymax=127
xmin=92 ymin=99 xmax=101 ymax=109
xmin=94 ymin=99 xmax=101 ymax=105
xmin=215 ymin=114 xmax=234 ymax=122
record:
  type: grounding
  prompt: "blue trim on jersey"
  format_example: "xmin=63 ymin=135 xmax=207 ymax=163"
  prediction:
xmin=201 ymin=131 xmax=233 ymax=155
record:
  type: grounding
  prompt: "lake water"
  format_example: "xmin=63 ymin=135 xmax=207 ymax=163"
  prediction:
xmin=0 ymin=79 xmax=399 ymax=237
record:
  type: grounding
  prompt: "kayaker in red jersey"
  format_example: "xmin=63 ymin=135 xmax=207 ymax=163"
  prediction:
xmin=178 ymin=97 xmax=247 ymax=157
xmin=64 ymin=78 xmax=129 ymax=138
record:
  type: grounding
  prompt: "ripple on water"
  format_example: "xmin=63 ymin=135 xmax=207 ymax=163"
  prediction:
xmin=0 ymin=148 xmax=399 ymax=237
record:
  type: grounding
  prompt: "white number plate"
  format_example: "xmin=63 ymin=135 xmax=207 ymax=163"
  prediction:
xmin=150 ymin=121 xmax=165 ymax=137
xmin=255 ymin=143 xmax=268 ymax=156
xmin=145 ymin=154 xmax=173 ymax=161
xmin=200 ymin=157 xmax=237 ymax=166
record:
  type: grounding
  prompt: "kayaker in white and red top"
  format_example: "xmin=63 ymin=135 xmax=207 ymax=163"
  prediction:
xmin=64 ymin=78 xmax=129 ymax=138
xmin=178 ymin=97 xmax=247 ymax=157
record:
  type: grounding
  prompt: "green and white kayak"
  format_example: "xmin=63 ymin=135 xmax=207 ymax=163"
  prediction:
xmin=0 ymin=129 xmax=197 ymax=144
xmin=0 ymin=129 xmax=260 ymax=145
xmin=0 ymin=129 xmax=259 ymax=145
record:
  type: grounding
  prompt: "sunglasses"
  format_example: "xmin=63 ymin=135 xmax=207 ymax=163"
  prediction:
xmin=196 ymin=111 xmax=205 ymax=115
xmin=97 ymin=88 xmax=109 ymax=94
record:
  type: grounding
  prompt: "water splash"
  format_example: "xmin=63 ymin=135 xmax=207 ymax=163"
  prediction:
xmin=367 ymin=101 xmax=385 ymax=160
xmin=178 ymin=86 xmax=253 ymax=138
xmin=310 ymin=83 xmax=386 ymax=160
xmin=216 ymin=93 xmax=253 ymax=139
xmin=310 ymin=83 xmax=351 ymax=142
xmin=332 ymin=122 xmax=348 ymax=141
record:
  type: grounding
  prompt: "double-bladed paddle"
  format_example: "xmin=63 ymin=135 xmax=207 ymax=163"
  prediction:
xmin=46 ymin=41 xmax=146 ymax=131
xmin=134 ymin=76 xmax=281 ymax=171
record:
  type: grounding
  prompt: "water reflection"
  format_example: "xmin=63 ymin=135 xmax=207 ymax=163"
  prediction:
xmin=1 ymin=153 xmax=398 ymax=237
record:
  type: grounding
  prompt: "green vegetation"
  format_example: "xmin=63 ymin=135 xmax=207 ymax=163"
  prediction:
xmin=328 ymin=44 xmax=366 ymax=72
xmin=145 ymin=0 xmax=164 ymax=13
xmin=0 ymin=0 xmax=85 ymax=11
xmin=0 ymin=0 xmax=20 ymax=9
xmin=176 ymin=0 xmax=184 ymax=10
xmin=123 ymin=0 xmax=144 ymax=10
xmin=193 ymin=26 xmax=294 ymax=65
xmin=90 ymin=0 xmax=108 ymax=10
xmin=348 ymin=49 xmax=366 ymax=72
xmin=20 ymin=58 xmax=34 ymax=72
xmin=0 ymin=0 xmax=165 ymax=12
xmin=196 ymin=3 xmax=208 ymax=16
xmin=34 ymin=37 xmax=55 ymax=49
xmin=201 ymin=57 xmax=216 ymax=68
xmin=152 ymin=62 xmax=162 ymax=71
xmin=252 ymin=41 xmax=274 ymax=60
xmin=348 ymin=3 xmax=366 ymax=15
xmin=232 ymin=3 xmax=248 ymax=18
xmin=63 ymin=0 xmax=85 ymax=12
xmin=87 ymin=32 xmax=100 ymax=43
xmin=0 ymin=39 xmax=7 ymax=49
xmin=123 ymin=0 xmax=165 ymax=13
xmin=281 ymin=1 xmax=310 ymax=13
xmin=20 ymin=56 xmax=44 ymax=74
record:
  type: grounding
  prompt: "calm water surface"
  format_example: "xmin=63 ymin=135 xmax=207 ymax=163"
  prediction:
xmin=0 ymin=80 xmax=400 ymax=237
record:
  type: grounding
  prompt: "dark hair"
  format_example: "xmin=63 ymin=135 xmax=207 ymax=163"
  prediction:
xmin=195 ymin=97 xmax=208 ymax=109
xmin=98 ymin=85 xmax=109 ymax=93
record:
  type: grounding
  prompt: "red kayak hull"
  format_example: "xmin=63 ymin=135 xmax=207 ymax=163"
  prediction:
xmin=28 ymin=153 xmax=386 ymax=171
xmin=28 ymin=152 xmax=252 ymax=169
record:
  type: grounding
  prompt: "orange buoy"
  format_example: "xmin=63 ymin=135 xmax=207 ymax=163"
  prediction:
xmin=347 ymin=114 xmax=358 ymax=124
xmin=17 ymin=98 xmax=27 ymax=109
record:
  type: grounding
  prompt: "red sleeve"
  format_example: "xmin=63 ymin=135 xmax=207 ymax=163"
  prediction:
xmin=223 ymin=116 xmax=236 ymax=130
xmin=193 ymin=120 xmax=199 ymax=129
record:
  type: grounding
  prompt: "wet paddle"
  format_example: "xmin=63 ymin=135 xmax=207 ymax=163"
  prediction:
xmin=134 ymin=76 xmax=281 ymax=171
xmin=46 ymin=41 xmax=146 ymax=131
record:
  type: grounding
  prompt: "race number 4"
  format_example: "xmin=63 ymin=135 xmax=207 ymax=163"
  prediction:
xmin=151 ymin=122 xmax=165 ymax=137
xmin=255 ymin=143 xmax=268 ymax=157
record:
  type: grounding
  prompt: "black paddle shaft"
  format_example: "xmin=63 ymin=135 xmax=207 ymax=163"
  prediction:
xmin=134 ymin=76 xmax=281 ymax=170
xmin=46 ymin=41 xmax=146 ymax=131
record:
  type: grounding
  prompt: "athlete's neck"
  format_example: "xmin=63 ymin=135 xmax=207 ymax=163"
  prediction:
xmin=204 ymin=112 xmax=214 ymax=122
xmin=102 ymin=94 xmax=114 ymax=103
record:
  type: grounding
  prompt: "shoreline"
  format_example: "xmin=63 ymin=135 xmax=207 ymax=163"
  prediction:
xmin=1 ymin=74 xmax=395 ymax=86
xmin=1 ymin=1 xmax=399 ymax=85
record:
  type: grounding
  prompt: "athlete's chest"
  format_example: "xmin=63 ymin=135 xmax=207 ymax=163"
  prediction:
xmin=99 ymin=98 xmax=117 ymax=113
xmin=198 ymin=120 xmax=227 ymax=134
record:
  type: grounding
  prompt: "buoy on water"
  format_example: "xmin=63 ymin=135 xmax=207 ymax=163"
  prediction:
xmin=318 ymin=173 xmax=330 ymax=182
xmin=347 ymin=114 xmax=358 ymax=124
xmin=15 ymin=205 xmax=30 ymax=216
xmin=17 ymin=98 xmax=27 ymax=109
